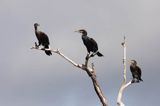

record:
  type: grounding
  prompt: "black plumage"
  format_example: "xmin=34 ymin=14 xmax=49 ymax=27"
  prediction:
xmin=130 ymin=60 xmax=143 ymax=83
xmin=76 ymin=29 xmax=103 ymax=57
xmin=34 ymin=23 xmax=52 ymax=56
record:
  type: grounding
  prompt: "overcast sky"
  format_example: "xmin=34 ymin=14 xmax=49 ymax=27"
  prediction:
xmin=0 ymin=0 xmax=160 ymax=106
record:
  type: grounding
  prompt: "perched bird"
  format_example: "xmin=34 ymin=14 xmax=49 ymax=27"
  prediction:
xmin=34 ymin=23 xmax=52 ymax=56
xmin=129 ymin=60 xmax=143 ymax=83
xmin=75 ymin=29 xmax=103 ymax=57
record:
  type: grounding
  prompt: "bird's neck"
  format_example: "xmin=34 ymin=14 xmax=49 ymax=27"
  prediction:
xmin=34 ymin=26 xmax=38 ymax=32
xmin=82 ymin=32 xmax=87 ymax=36
xmin=131 ymin=64 xmax=136 ymax=67
xmin=82 ymin=34 xmax=88 ymax=40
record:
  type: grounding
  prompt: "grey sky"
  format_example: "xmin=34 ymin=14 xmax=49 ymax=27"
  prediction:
xmin=0 ymin=0 xmax=160 ymax=106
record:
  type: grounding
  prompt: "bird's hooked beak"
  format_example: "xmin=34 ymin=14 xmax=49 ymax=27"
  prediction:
xmin=127 ymin=60 xmax=134 ymax=64
xmin=74 ymin=30 xmax=79 ymax=33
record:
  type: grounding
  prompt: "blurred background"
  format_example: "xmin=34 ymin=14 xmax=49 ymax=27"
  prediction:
xmin=0 ymin=0 xmax=160 ymax=106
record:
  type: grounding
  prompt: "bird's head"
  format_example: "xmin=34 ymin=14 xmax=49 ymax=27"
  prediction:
xmin=34 ymin=23 xmax=40 ymax=27
xmin=75 ymin=29 xmax=87 ymax=36
xmin=128 ymin=60 xmax=137 ymax=66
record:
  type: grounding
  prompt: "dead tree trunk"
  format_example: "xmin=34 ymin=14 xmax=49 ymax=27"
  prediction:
xmin=31 ymin=45 xmax=108 ymax=106
xmin=117 ymin=37 xmax=132 ymax=106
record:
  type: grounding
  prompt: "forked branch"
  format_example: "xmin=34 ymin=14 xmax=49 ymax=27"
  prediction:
xmin=117 ymin=37 xmax=132 ymax=106
xmin=31 ymin=43 xmax=108 ymax=106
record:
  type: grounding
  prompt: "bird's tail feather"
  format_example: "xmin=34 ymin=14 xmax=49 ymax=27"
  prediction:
xmin=44 ymin=45 xmax=52 ymax=56
xmin=97 ymin=52 xmax=103 ymax=57
xmin=140 ymin=78 xmax=143 ymax=82
xmin=45 ymin=51 xmax=52 ymax=56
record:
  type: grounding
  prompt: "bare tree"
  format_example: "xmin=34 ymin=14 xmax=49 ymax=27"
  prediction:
xmin=31 ymin=43 xmax=108 ymax=106
xmin=117 ymin=37 xmax=132 ymax=106
xmin=31 ymin=37 xmax=142 ymax=106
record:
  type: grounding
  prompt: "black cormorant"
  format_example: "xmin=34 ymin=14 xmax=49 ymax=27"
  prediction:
xmin=75 ymin=29 xmax=103 ymax=57
xmin=129 ymin=60 xmax=143 ymax=83
xmin=34 ymin=23 xmax=52 ymax=56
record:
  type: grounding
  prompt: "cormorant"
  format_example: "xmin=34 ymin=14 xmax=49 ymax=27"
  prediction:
xmin=34 ymin=23 xmax=52 ymax=56
xmin=75 ymin=29 xmax=103 ymax=57
xmin=129 ymin=60 xmax=143 ymax=83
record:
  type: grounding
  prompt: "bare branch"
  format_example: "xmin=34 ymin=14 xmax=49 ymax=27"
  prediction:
xmin=54 ymin=49 xmax=82 ymax=68
xmin=117 ymin=80 xmax=132 ymax=106
xmin=31 ymin=44 xmax=108 ymax=106
xmin=31 ymin=46 xmax=82 ymax=69
xmin=83 ymin=54 xmax=108 ymax=106
xmin=117 ymin=37 xmax=132 ymax=106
